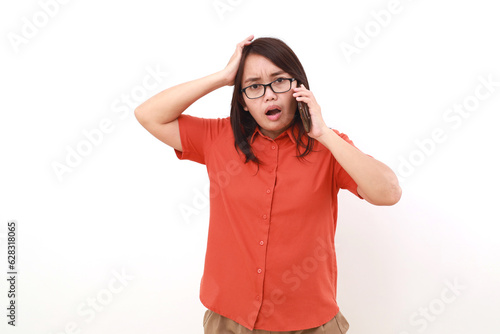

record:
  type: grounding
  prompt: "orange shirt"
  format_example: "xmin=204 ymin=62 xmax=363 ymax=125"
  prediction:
xmin=174 ymin=114 xmax=363 ymax=331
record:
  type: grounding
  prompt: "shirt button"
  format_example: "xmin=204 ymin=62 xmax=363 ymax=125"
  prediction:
xmin=262 ymin=214 xmax=267 ymax=220
xmin=266 ymin=189 xmax=271 ymax=194
xmin=257 ymin=268 xmax=262 ymax=274
xmin=256 ymin=295 xmax=260 ymax=301
xmin=271 ymin=145 xmax=276 ymax=150
xmin=259 ymin=240 xmax=264 ymax=246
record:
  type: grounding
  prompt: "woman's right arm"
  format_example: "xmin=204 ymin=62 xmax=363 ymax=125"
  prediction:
xmin=134 ymin=35 xmax=254 ymax=152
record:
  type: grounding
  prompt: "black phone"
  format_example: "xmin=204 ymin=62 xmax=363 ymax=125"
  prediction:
xmin=298 ymin=101 xmax=311 ymax=133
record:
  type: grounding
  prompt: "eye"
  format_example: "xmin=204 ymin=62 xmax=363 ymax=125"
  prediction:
xmin=248 ymin=84 xmax=261 ymax=90
xmin=275 ymin=78 xmax=285 ymax=83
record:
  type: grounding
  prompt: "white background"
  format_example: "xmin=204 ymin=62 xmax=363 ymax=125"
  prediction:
xmin=1 ymin=0 xmax=499 ymax=333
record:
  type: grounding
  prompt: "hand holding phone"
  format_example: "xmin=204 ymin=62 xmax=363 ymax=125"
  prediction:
xmin=298 ymin=102 xmax=311 ymax=133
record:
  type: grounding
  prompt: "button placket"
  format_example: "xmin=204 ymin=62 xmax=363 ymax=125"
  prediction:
xmin=254 ymin=139 xmax=277 ymax=312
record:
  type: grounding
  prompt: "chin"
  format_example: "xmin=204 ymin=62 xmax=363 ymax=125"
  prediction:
xmin=260 ymin=117 xmax=294 ymax=135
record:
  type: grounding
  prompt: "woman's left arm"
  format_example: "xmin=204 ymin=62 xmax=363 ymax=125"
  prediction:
xmin=293 ymin=85 xmax=402 ymax=206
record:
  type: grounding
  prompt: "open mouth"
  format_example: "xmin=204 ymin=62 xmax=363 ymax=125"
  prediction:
xmin=266 ymin=108 xmax=281 ymax=116
xmin=265 ymin=107 xmax=282 ymax=121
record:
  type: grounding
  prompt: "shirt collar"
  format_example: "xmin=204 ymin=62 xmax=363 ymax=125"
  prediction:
xmin=249 ymin=122 xmax=298 ymax=144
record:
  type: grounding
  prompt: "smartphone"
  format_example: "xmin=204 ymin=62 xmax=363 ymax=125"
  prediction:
xmin=298 ymin=101 xmax=311 ymax=133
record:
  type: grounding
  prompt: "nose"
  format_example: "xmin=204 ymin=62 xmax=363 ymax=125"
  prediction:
xmin=263 ymin=85 xmax=277 ymax=102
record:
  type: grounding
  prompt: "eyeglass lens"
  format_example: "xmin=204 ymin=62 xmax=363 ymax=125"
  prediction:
xmin=245 ymin=79 xmax=292 ymax=98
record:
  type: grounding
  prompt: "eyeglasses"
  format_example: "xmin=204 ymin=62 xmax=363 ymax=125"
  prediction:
xmin=241 ymin=78 xmax=296 ymax=99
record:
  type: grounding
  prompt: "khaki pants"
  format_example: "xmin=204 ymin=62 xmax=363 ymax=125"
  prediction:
xmin=203 ymin=309 xmax=350 ymax=334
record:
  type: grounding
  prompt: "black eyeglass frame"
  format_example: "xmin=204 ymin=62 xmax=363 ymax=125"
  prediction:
xmin=241 ymin=78 xmax=297 ymax=99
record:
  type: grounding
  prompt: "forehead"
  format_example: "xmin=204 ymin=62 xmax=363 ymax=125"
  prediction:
xmin=242 ymin=54 xmax=288 ymax=83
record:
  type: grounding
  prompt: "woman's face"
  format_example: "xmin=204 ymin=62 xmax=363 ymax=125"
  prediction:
xmin=241 ymin=54 xmax=298 ymax=139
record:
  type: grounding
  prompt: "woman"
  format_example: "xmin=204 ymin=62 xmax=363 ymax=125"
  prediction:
xmin=135 ymin=35 xmax=402 ymax=334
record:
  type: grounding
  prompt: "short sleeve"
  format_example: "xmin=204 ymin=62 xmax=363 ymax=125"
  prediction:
xmin=174 ymin=114 xmax=226 ymax=165
xmin=332 ymin=129 xmax=365 ymax=199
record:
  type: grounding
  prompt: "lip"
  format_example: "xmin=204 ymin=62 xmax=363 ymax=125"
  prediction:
xmin=265 ymin=105 xmax=282 ymax=122
xmin=265 ymin=105 xmax=282 ymax=113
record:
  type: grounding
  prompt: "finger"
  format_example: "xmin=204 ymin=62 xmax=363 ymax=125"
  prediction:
xmin=293 ymin=89 xmax=305 ymax=95
xmin=294 ymin=96 xmax=311 ymax=104
xmin=293 ymin=91 xmax=311 ymax=98
xmin=240 ymin=35 xmax=254 ymax=47
xmin=293 ymin=84 xmax=308 ymax=92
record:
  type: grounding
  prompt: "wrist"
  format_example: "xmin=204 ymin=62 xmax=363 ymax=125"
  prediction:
xmin=210 ymin=70 xmax=231 ymax=88
xmin=215 ymin=69 xmax=233 ymax=87
xmin=315 ymin=125 xmax=333 ymax=144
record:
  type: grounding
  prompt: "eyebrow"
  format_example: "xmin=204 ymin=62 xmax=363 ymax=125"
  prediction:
xmin=243 ymin=70 xmax=287 ymax=85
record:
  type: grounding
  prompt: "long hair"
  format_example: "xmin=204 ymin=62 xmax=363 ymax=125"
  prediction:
xmin=230 ymin=37 xmax=316 ymax=165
